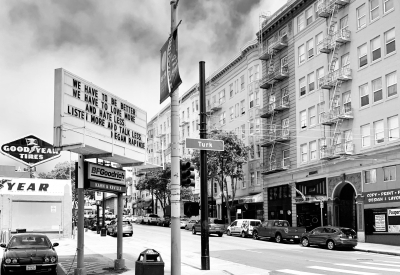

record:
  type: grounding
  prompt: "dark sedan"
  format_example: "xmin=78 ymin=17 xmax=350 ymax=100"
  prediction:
xmin=301 ymin=226 xmax=357 ymax=250
xmin=1 ymin=233 xmax=59 ymax=274
xmin=191 ymin=218 xmax=224 ymax=237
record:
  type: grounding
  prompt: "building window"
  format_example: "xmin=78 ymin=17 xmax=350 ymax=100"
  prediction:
xmin=219 ymin=90 xmax=225 ymax=104
xmin=282 ymin=149 xmax=290 ymax=167
xmin=316 ymin=32 xmax=323 ymax=54
xmin=386 ymin=71 xmax=397 ymax=97
xmin=374 ymin=120 xmax=384 ymax=144
xmin=370 ymin=0 xmax=380 ymax=21
xmin=249 ymin=67 xmax=253 ymax=83
xmin=220 ymin=112 xmax=226 ymax=125
xmin=298 ymin=13 xmax=305 ymax=32
xmin=255 ymin=91 xmax=260 ymax=106
xmin=192 ymin=102 xmax=195 ymax=113
xmin=319 ymin=138 xmax=326 ymax=159
xmin=308 ymin=72 xmax=315 ymax=93
xmin=384 ymin=166 xmax=396 ymax=181
xmin=388 ymin=115 xmax=399 ymax=141
xmin=299 ymin=77 xmax=306 ymax=97
xmin=241 ymin=124 xmax=245 ymax=139
xmin=340 ymin=15 xmax=349 ymax=31
xmin=344 ymin=130 xmax=353 ymax=151
xmin=361 ymin=124 xmax=371 ymax=147
xmin=235 ymin=103 xmax=239 ymax=117
xmin=372 ymin=77 xmax=382 ymax=102
xmin=305 ymin=7 xmax=313 ymax=26
xmin=230 ymin=83 xmax=234 ymax=98
xmin=249 ymin=93 xmax=254 ymax=108
xmin=360 ymin=83 xmax=369 ymax=107
xmin=249 ymin=120 xmax=254 ymax=135
xmin=307 ymin=39 xmax=314 ymax=59
xmin=358 ymin=44 xmax=368 ymax=68
xmin=371 ymin=36 xmax=381 ymax=62
xmin=187 ymin=107 xmax=190 ymax=118
xmin=318 ymin=102 xmax=325 ymax=124
xmin=385 ymin=28 xmax=396 ymax=55
xmin=384 ymin=0 xmax=394 ymax=13
xmin=300 ymin=110 xmax=307 ymax=129
xmin=364 ymin=169 xmax=377 ymax=184
xmin=317 ymin=67 xmax=324 ymax=89
xmin=343 ymin=91 xmax=351 ymax=113
xmin=240 ymin=100 xmax=245 ymax=115
xmin=309 ymin=106 xmax=316 ymax=127
xmin=357 ymin=4 xmax=366 ymax=29
xmin=255 ymin=118 xmax=261 ymax=134
xmin=309 ymin=141 xmax=317 ymax=160
xmin=301 ymin=144 xmax=308 ymax=163
xmin=196 ymin=119 xmax=199 ymax=130
xmin=282 ymin=87 xmax=289 ymax=105
xmin=299 ymin=44 xmax=305 ymax=64
xmin=240 ymin=75 xmax=245 ymax=90
xmin=230 ymin=106 xmax=234 ymax=120
xmin=255 ymin=65 xmax=260 ymax=80
xmin=282 ymin=118 xmax=289 ymax=137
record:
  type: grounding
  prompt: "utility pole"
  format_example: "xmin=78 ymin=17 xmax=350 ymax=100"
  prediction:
xmin=199 ymin=61 xmax=210 ymax=269
xmin=75 ymin=154 xmax=86 ymax=275
xmin=170 ymin=1 xmax=181 ymax=274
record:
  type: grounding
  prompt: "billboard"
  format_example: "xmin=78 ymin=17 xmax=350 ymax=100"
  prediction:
xmin=54 ymin=68 xmax=147 ymax=165
xmin=1 ymin=135 xmax=60 ymax=167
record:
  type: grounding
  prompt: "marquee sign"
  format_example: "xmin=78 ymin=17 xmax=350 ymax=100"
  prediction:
xmin=1 ymin=135 xmax=60 ymax=167
xmin=54 ymin=68 xmax=147 ymax=165
xmin=364 ymin=189 xmax=400 ymax=204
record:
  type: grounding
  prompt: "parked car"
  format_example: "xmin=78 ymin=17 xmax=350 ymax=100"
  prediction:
xmin=143 ymin=214 xmax=161 ymax=225
xmin=252 ymin=220 xmax=306 ymax=243
xmin=104 ymin=217 xmax=114 ymax=226
xmin=106 ymin=220 xmax=133 ymax=237
xmin=192 ymin=218 xmax=224 ymax=237
xmin=1 ymin=233 xmax=59 ymax=274
xmin=157 ymin=216 xmax=171 ymax=227
xmin=301 ymin=226 xmax=357 ymax=250
xmin=180 ymin=218 xmax=189 ymax=229
xmin=136 ymin=215 xmax=145 ymax=224
xmin=88 ymin=219 xmax=105 ymax=231
xmin=226 ymin=219 xmax=262 ymax=238
xmin=185 ymin=219 xmax=198 ymax=230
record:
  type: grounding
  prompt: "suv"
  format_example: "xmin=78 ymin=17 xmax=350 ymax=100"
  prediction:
xmin=143 ymin=214 xmax=161 ymax=225
xmin=192 ymin=218 xmax=224 ymax=237
xmin=226 ymin=219 xmax=262 ymax=238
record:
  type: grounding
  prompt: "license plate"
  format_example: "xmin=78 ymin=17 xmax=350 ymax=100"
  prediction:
xmin=349 ymin=236 xmax=352 ymax=239
xmin=215 ymin=227 xmax=220 ymax=230
xmin=26 ymin=265 xmax=36 ymax=271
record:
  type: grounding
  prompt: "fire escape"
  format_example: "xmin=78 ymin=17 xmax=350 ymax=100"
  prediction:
xmin=258 ymin=18 xmax=290 ymax=175
xmin=317 ymin=0 xmax=353 ymax=161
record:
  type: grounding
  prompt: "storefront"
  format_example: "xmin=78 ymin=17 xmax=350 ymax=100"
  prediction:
xmin=235 ymin=193 xmax=263 ymax=220
xmin=293 ymin=179 xmax=327 ymax=231
xmin=363 ymin=188 xmax=400 ymax=245
xmin=0 ymin=177 xmax=72 ymax=238
xmin=267 ymin=185 xmax=292 ymax=224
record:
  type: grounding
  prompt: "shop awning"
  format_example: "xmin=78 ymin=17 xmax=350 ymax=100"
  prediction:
xmin=238 ymin=193 xmax=263 ymax=204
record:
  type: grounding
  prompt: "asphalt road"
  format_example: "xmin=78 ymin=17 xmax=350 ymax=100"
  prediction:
xmin=71 ymin=223 xmax=400 ymax=274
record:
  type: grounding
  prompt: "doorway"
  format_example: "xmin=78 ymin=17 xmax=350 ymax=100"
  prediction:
xmin=337 ymin=183 xmax=357 ymax=230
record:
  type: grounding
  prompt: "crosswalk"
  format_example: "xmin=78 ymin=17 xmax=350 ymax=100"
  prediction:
xmin=274 ymin=253 xmax=400 ymax=275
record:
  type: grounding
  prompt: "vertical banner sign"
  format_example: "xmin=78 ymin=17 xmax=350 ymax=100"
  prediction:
xmin=167 ymin=28 xmax=182 ymax=94
xmin=160 ymin=38 xmax=170 ymax=104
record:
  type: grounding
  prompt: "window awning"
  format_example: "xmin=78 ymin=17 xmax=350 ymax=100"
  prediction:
xmin=238 ymin=193 xmax=263 ymax=204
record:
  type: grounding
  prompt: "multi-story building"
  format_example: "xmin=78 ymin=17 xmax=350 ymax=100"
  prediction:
xmin=259 ymin=0 xmax=399 ymax=245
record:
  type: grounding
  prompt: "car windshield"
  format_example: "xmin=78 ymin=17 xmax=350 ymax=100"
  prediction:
xmin=210 ymin=219 xmax=224 ymax=224
xmin=180 ymin=218 xmax=188 ymax=221
xmin=340 ymin=228 xmax=356 ymax=235
xmin=9 ymin=235 xmax=51 ymax=249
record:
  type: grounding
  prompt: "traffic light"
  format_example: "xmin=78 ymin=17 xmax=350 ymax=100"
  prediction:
xmin=184 ymin=202 xmax=199 ymax=216
xmin=180 ymin=161 xmax=195 ymax=187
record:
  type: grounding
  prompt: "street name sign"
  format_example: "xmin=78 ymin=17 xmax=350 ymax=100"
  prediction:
xmin=185 ymin=138 xmax=224 ymax=151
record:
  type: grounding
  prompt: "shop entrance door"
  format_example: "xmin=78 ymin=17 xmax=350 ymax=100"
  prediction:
xmin=338 ymin=184 xmax=357 ymax=230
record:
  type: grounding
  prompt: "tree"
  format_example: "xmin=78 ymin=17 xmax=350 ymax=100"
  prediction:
xmin=191 ymin=131 xmax=249 ymax=225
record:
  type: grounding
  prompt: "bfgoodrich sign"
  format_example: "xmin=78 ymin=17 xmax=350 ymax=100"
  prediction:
xmin=1 ymin=135 xmax=60 ymax=167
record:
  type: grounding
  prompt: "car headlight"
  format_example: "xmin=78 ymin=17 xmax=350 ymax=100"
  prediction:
xmin=11 ymin=258 xmax=17 ymax=264
xmin=5 ymin=258 xmax=11 ymax=264
xmin=50 ymin=256 xmax=57 ymax=263
xmin=44 ymin=257 xmax=50 ymax=263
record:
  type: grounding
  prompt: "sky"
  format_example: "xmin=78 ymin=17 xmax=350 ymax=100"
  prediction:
xmin=0 ymin=0 xmax=284 ymax=173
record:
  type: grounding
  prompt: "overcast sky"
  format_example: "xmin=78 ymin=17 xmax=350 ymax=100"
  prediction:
xmin=0 ymin=0 xmax=284 ymax=172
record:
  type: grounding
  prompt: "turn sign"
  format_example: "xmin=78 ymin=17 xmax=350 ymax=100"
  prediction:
xmin=185 ymin=138 xmax=224 ymax=151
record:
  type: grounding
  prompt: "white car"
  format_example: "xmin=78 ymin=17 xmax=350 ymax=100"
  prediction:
xmin=143 ymin=214 xmax=161 ymax=225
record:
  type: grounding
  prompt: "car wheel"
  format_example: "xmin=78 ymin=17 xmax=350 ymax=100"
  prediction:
xmin=301 ymin=237 xmax=309 ymax=247
xmin=275 ymin=234 xmax=282 ymax=243
xmin=113 ymin=230 xmax=117 ymax=237
xmin=147 ymin=221 xmax=150 ymax=225
xmin=241 ymin=231 xmax=246 ymax=238
xmin=253 ymin=231 xmax=259 ymax=240
xmin=227 ymin=230 xmax=231 ymax=236
xmin=327 ymin=240 xmax=335 ymax=250
xmin=218 ymin=233 xmax=223 ymax=237
xmin=192 ymin=227 xmax=196 ymax=235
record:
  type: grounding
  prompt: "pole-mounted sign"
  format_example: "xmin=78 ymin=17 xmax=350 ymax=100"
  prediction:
xmin=185 ymin=138 xmax=224 ymax=151
xmin=1 ymin=135 xmax=60 ymax=167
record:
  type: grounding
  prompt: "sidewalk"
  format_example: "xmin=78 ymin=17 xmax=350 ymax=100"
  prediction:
xmin=54 ymin=235 xmax=400 ymax=275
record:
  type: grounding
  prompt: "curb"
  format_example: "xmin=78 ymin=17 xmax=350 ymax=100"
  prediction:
xmin=354 ymin=248 xmax=400 ymax=256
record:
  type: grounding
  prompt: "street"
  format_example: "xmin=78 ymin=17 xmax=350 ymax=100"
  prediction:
xmin=57 ymin=223 xmax=400 ymax=274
